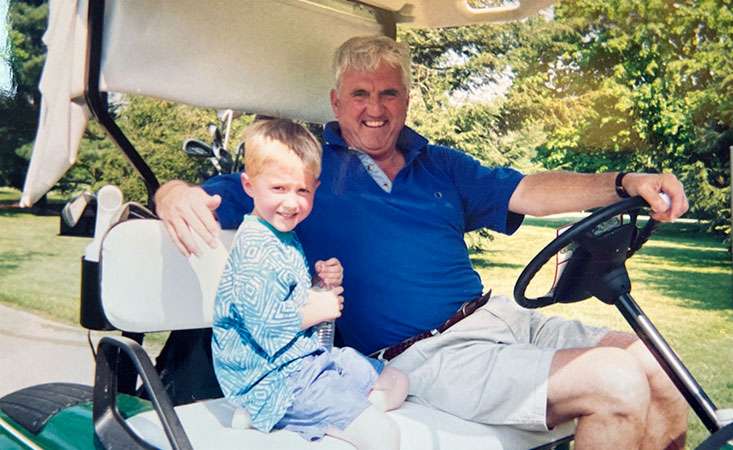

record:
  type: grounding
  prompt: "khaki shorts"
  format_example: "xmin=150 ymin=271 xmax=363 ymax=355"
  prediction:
xmin=387 ymin=295 xmax=608 ymax=431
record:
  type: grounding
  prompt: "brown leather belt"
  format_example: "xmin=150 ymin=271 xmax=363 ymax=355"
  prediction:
xmin=370 ymin=290 xmax=492 ymax=362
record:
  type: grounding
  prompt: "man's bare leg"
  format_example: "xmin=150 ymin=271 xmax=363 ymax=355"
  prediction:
xmin=600 ymin=331 xmax=688 ymax=450
xmin=547 ymin=346 xmax=651 ymax=450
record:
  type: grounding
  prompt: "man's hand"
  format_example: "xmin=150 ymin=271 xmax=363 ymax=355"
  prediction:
xmin=154 ymin=180 xmax=222 ymax=256
xmin=313 ymin=258 xmax=344 ymax=288
xmin=621 ymin=173 xmax=689 ymax=222
xmin=300 ymin=286 xmax=344 ymax=329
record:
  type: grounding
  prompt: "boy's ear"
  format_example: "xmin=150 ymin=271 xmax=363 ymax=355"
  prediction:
xmin=241 ymin=173 xmax=253 ymax=196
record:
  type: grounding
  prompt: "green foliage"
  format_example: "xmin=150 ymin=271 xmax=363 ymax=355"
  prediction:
xmin=74 ymin=96 xmax=252 ymax=204
xmin=402 ymin=4 xmax=731 ymax=246
xmin=0 ymin=0 xmax=47 ymax=188
xmin=401 ymin=25 xmax=545 ymax=173
xmin=679 ymin=161 xmax=731 ymax=248
xmin=502 ymin=0 xmax=731 ymax=235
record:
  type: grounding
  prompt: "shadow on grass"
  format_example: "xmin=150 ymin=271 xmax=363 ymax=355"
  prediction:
xmin=0 ymin=207 xmax=60 ymax=218
xmin=470 ymin=254 xmax=524 ymax=270
xmin=0 ymin=249 xmax=56 ymax=271
xmin=632 ymin=238 xmax=732 ymax=311
xmin=634 ymin=266 xmax=732 ymax=312
xmin=524 ymin=217 xmax=709 ymax=237
xmin=636 ymin=245 xmax=730 ymax=270
xmin=522 ymin=217 xmax=576 ymax=230
xmin=0 ymin=208 xmax=23 ymax=217
xmin=0 ymin=194 xmax=63 ymax=216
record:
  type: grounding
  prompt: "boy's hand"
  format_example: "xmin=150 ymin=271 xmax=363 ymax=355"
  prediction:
xmin=300 ymin=286 xmax=344 ymax=329
xmin=314 ymin=258 xmax=344 ymax=288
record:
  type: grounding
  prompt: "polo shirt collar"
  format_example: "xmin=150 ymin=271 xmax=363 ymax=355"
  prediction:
xmin=323 ymin=121 xmax=428 ymax=165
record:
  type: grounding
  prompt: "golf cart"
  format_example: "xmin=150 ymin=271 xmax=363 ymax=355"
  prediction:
xmin=2 ymin=0 xmax=730 ymax=449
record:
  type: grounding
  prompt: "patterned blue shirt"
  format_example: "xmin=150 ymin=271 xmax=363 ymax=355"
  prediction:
xmin=212 ymin=215 xmax=320 ymax=432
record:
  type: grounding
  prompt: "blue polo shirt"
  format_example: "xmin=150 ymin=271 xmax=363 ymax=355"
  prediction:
xmin=204 ymin=122 xmax=524 ymax=355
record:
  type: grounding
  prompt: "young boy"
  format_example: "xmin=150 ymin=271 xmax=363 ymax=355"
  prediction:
xmin=212 ymin=119 xmax=408 ymax=450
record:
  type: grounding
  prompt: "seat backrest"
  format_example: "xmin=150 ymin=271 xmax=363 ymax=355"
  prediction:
xmin=99 ymin=219 xmax=236 ymax=333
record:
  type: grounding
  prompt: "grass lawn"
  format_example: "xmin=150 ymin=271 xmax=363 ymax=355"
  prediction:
xmin=0 ymin=188 xmax=87 ymax=324
xmin=1 ymin=187 xmax=731 ymax=448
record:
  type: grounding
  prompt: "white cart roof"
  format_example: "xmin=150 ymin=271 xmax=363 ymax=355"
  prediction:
xmin=20 ymin=0 xmax=554 ymax=206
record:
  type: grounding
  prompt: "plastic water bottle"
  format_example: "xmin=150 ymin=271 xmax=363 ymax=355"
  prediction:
xmin=316 ymin=320 xmax=335 ymax=351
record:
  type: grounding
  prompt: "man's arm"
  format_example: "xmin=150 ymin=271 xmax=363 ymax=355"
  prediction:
xmin=508 ymin=171 xmax=688 ymax=222
xmin=154 ymin=180 xmax=222 ymax=255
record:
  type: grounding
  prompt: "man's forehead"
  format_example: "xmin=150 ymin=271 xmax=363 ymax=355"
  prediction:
xmin=340 ymin=65 xmax=405 ymax=88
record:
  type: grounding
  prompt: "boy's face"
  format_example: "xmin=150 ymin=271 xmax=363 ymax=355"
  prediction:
xmin=241 ymin=141 xmax=319 ymax=233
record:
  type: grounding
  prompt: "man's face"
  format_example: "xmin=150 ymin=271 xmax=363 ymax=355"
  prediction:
xmin=330 ymin=62 xmax=409 ymax=158
xmin=242 ymin=142 xmax=319 ymax=233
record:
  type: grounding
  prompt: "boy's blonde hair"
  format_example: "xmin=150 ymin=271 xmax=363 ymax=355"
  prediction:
xmin=244 ymin=119 xmax=322 ymax=178
xmin=332 ymin=35 xmax=411 ymax=90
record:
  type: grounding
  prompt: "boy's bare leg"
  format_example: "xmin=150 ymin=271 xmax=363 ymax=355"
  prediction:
xmin=367 ymin=367 xmax=408 ymax=411
xmin=327 ymin=405 xmax=400 ymax=450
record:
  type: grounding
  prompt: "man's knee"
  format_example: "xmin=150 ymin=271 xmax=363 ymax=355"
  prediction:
xmin=590 ymin=348 xmax=652 ymax=424
xmin=550 ymin=346 xmax=651 ymax=424
xmin=626 ymin=340 xmax=685 ymax=402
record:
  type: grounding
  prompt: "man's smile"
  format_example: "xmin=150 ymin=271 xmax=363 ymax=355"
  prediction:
xmin=363 ymin=120 xmax=387 ymax=128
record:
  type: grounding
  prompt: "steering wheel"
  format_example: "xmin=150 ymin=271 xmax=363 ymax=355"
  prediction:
xmin=514 ymin=196 xmax=663 ymax=308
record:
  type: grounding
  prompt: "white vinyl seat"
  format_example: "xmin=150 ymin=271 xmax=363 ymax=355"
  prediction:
xmin=100 ymin=219 xmax=574 ymax=449
xmin=127 ymin=398 xmax=574 ymax=450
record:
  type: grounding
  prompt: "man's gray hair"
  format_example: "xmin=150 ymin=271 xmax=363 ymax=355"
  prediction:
xmin=332 ymin=35 xmax=412 ymax=90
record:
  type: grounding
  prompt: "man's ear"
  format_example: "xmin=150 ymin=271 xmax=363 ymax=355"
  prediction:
xmin=241 ymin=173 xmax=253 ymax=197
xmin=329 ymin=89 xmax=339 ymax=116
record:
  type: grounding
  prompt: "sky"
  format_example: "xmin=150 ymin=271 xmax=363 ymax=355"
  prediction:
xmin=1 ymin=0 xmax=11 ymax=95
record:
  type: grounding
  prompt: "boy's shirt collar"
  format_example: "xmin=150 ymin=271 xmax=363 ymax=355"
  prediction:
xmin=245 ymin=214 xmax=296 ymax=244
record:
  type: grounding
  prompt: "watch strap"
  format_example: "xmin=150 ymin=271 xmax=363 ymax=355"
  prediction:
xmin=615 ymin=172 xmax=630 ymax=198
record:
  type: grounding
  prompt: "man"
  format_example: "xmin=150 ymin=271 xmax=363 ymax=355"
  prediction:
xmin=156 ymin=36 xmax=689 ymax=449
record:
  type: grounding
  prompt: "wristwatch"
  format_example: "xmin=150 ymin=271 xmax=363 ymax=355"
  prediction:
xmin=615 ymin=172 xmax=630 ymax=198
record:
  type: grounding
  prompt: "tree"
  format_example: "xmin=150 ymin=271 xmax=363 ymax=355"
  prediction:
xmin=0 ymin=0 xmax=46 ymax=188
xmin=403 ymin=1 xmax=731 ymax=244
xmin=401 ymin=24 xmax=545 ymax=172
xmin=80 ymin=96 xmax=252 ymax=204
xmin=503 ymin=0 xmax=731 ymax=238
